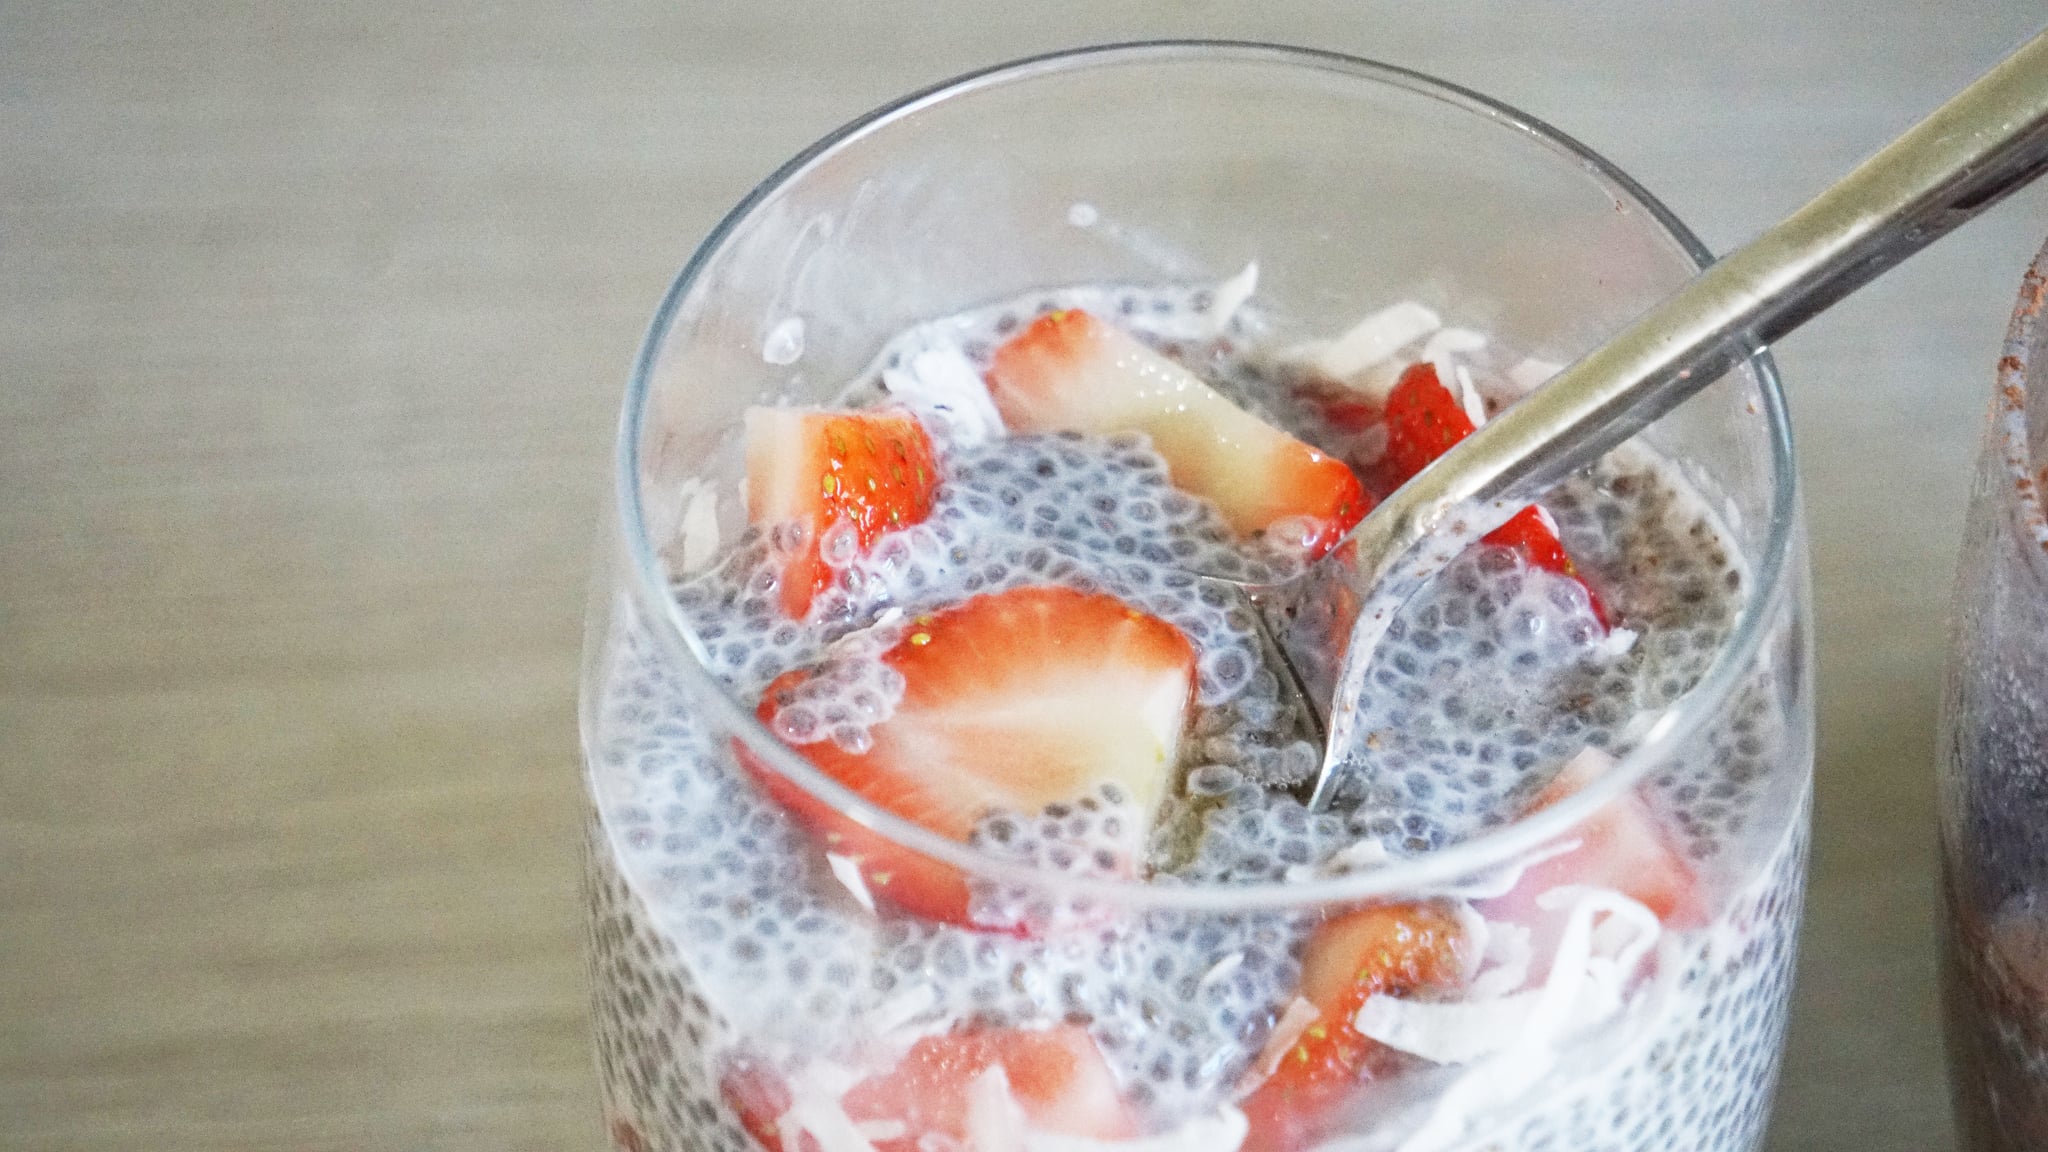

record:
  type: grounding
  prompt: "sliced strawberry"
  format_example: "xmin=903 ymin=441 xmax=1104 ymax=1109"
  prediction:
xmin=1371 ymin=362 xmax=1608 ymax=626
xmin=745 ymin=407 xmax=939 ymax=619
xmin=1479 ymin=748 xmax=1703 ymax=931
xmin=723 ymin=1027 xmax=1136 ymax=1152
xmin=1240 ymin=901 xmax=1473 ymax=1152
xmin=1371 ymin=362 xmax=1474 ymax=490
xmin=1294 ymin=378 xmax=1382 ymax=437
xmin=847 ymin=1026 xmax=1137 ymax=1149
xmin=986 ymin=309 xmax=1370 ymax=559
xmin=1483 ymin=506 xmax=1580 ymax=579
xmin=722 ymin=1054 xmax=798 ymax=1152
xmin=743 ymin=586 xmax=1197 ymax=927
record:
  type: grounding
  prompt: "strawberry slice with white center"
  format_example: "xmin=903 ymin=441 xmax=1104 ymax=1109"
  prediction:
xmin=745 ymin=407 xmax=939 ymax=619
xmin=1479 ymin=747 xmax=1703 ymax=933
xmin=1371 ymin=361 xmax=1609 ymax=626
xmin=1239 ymin=901 xmax=1474 ymax=1152
xmin=743 ymin=585 xmax=1196 ymax=928
xmin=723 ymin=1026 xmax=1137 ymax=1152
xmin=985 ymin=309 xmax=1370 ymax=560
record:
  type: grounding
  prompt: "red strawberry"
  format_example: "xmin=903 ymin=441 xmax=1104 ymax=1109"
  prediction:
xmin=743 ymin=586 xmax=1196 ymax=927
xmin=1371 ymin=362 xmax=1475 ymax=489
xmin=1371 ymin=362 xmax=1608 ymax=626
xmin=745 ymin=407 xmax=939 ymax=619
xmin=1240 ymin=901 xmax=1473 ymax=1152
xmin=723 ymin=1026 xmax=1136 ymax=1152
xmin=1483 ymin=506 xmax=1581 ymax=579
xmin=986 ymin=310 xmax=1370 ymax=559
xmin=1294 ymin=378 xmax=1382 ymax=437
xmin=1479 ymin=749 xmax=1703 ymax=931
xmin=847 ymin=1026 xmax=1137 ymax=1148
xmin=721 ymin=1054 xmax=796 ymax=1152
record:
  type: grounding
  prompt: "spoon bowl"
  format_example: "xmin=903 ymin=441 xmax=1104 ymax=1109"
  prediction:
xmin=1273 ymin=27 xmax=2048 ymax=808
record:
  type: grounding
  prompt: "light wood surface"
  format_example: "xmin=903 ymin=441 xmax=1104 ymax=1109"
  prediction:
xmin=6 ymin=4 xmax=2047 ymax=1150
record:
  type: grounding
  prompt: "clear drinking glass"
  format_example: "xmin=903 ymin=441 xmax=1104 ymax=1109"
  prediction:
xmin=1939 ymin=237 xmax=2048 ymax=1152
xmin=581 ymin=43 xmax=1812 ymax=1152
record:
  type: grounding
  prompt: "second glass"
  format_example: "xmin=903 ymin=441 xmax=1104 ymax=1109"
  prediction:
xmin=1940 ymin=236 xmax=2048 ymax=1152
xmin=582 ymin=43 xmax=1813 ymax=1152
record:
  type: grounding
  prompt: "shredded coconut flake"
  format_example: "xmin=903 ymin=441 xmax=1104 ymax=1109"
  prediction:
xmin=859 ymin=1121 xmax=910 ymax=1142
xmin=1304 ymin=836 xmax=1393 ymax=880
xmin=1507 ymin=357 xmax=1564 ymax=395
xmin=1355 ymin=989 xmax=1541 ymax=1066
xmin=1450 ymin=902 xmax=1490 ymax=983
xmin=1469 ymin=920 xmax=1534 ymax=999
xmin=965 ymin=1065 xmax=1027 ymax=1152
xmin=1541 ymin=885 xmax=1664 ymax=983
xmin=1067 ymin=202 xmax=1099 ymax=228
xmin=1421 ymin=326 xmax=1488 ymax=361
xmin=780 ymin=1063 xmax=882 ymax=1152
xmin=867 ymin=982 xmax=940 ymax=1037
xmin=1204 ymin=262 xmax=1259 ymax=337
xmin=764 ymin=317 xmax=806 ymax=365
xmin=1618 ymin=708 xmax=1664 ymax=745
xmin=1453 ymin=365 xmax=1487 ymax=428
xmin=1303 ymin=301 xmax=1442 ymax=379
xmin=1596 ymin=627 xmax=1639 ymax=661
xmin=1242 ymin=997 xmax=1321 ymax=1090
xmin=1384 ymin=886 xmax=1664 ymax=1152
xmin=882 ymin=344 xmax=1007 ymax=447
xmin=827 ymin=853 xmax=877 ymax=914
xmin=1198 ymin=952 xmax=1246 ymax=990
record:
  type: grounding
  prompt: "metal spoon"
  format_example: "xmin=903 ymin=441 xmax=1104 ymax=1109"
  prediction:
xmin=1285 ymin=26 xmax=2048 ymax=810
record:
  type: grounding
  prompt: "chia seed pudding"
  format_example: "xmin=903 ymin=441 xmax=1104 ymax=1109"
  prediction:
xmin=584 ymin=278 xmax=1811 ymax=1152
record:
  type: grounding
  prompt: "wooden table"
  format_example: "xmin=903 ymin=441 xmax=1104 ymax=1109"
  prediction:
xmin=6 ymin=4 xmax=2046 ymax=1149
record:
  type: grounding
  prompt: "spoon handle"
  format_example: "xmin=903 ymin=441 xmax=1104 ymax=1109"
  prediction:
xmin=1299 ymin=28 xmax=2048 ymax=811
xmin=1350 ymin=27 xmax=2048 ymax=599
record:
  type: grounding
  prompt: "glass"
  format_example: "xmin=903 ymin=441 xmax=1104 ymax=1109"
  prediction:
xmin=580 ymin=42 xmax=1812 ymax=1152
xmin=1939 ymin=237 xmax=2048 ymax=1151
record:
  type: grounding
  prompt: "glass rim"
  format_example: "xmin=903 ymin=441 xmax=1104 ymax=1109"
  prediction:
xmin=1997 ymin=235 xmax=2048 ymax=585
xmin=606 ymin=39 xmax=1800 ymax=913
